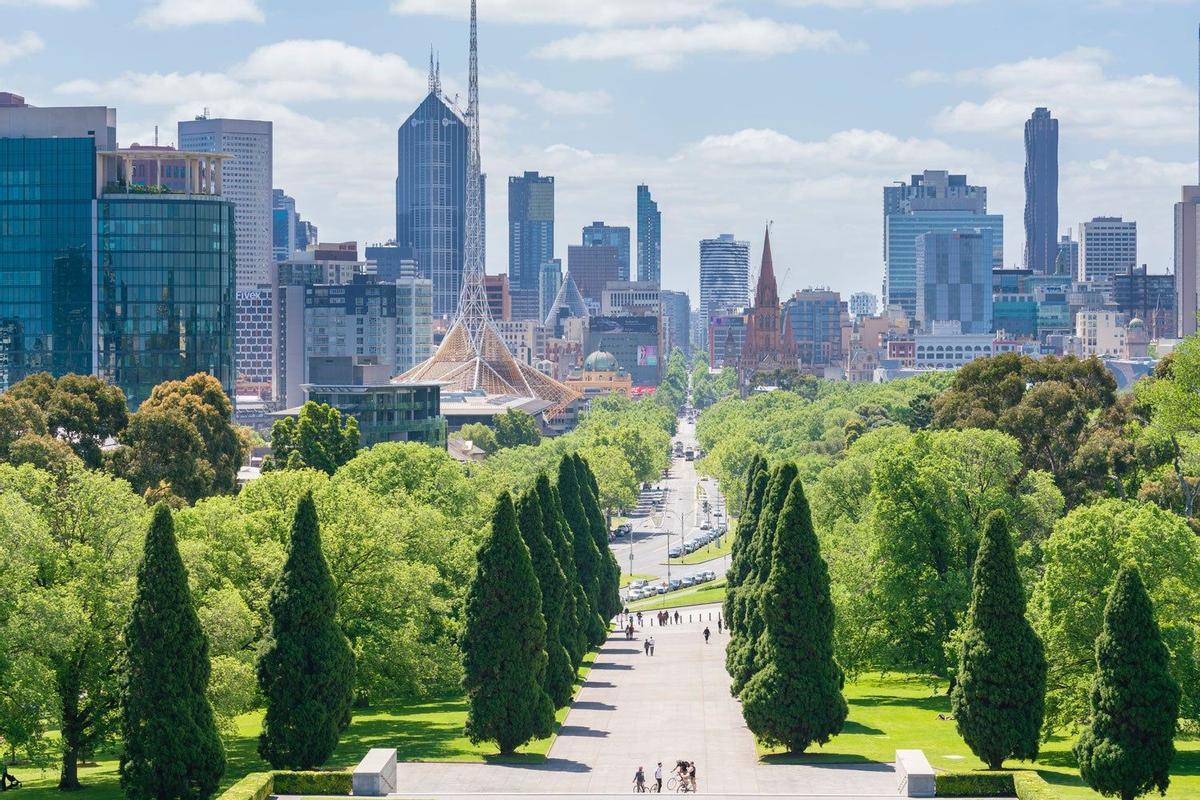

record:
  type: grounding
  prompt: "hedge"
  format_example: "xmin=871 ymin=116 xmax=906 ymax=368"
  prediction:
xmin=272 ymin=770 xmax=353 ymax=796
xmin=219 ymin=773 xmax=274 ymax=800
xmin=935 ymin=771 xmax=1015 ymax=796
xmin=1013 ymin=772 xmax=1062 ymax=800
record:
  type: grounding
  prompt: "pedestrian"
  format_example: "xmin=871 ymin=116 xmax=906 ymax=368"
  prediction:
xmin=634 ymin=765 xmax=646 ymax=793
xmin=627 ymin=621 xmax=635 ymax=640
xmin=637 ymin=611 xmax=643 ymax=627
xmin=717 ymin=613 xmax=722 ymax=634
xmin=654 ymin=762 xmax=663 ymax=793
xmin=648 ymin=636 xmax=655 ymax=656
xmin=644 ymin=638 xmax=650 ymax=656
xmin=674 ymin=610 xmax=681 ymax=624
xmin=703 ymin=626 xmax=710 ymax=644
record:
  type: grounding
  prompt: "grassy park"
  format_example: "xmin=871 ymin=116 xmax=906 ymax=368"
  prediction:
xmin=628 ymin=579 xmax=727 ymax=611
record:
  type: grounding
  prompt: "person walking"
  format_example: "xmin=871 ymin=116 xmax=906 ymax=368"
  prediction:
xmin=637 ymin=610 xmax=643 ymax=627
xmin=643 ymin=637 xmax=650 ymax=656
xmin=648 ymin=635 xmax=656 ymax=656
xmin=703 ymin=626 xmax=710 ymax=644
xmin=634 ymin=765 xmax=646 ymax=793
xmin=716 ymin=613 xmax=722 ymax=634
xmin=654 ymin=762 xmax=663 ymax=793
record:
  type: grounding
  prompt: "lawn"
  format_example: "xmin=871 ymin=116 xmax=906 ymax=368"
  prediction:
xmin=665 ymin=536 xmax=732 ymax=565
xmin=758 ymin=673 xmax=1200 ymax=799
xmin=10 ymin=654 xmax=596 ymax=800
xmin=628 ymin=579 xmax=726 ymax=612
xmin=619 ymin=572 xmax=656 ymax=588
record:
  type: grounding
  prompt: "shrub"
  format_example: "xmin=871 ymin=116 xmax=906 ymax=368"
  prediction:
xmin=272 ymin=770 xmax=352 ymax=795
xmin=1012 ymin=772 xmax=1062 ymax=800
xmin=935 ymin=771 xmax=1014 ymax=796
xmin=217 ymin=773 xmax=273 ymax=800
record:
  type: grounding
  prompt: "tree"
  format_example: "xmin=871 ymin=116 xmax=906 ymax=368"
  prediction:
xmin=7 ymin=433 xmax=81 ymax=481
xmin=515 ymin=488 xmax=575 ymax=708
xmin=494 ymin=410 xmax=542 ymax=449
xmin=263 ymin=401 xmax=360 ymax=474
xmin=740 ymin=477 xmax=847 ymax=752
xmin=120 ymin=505 xmax=224 ymax=800
xmin=950 ymin=510 xmax=1045 ymax=770
xmin=581 ymin=445 xmax=637 ymax=517
xmin=0 ymin=394 xmax=48 ymax=461
xmin=723 ymin=456 xmax=767 ymax=632
xmin=461 ymin=491 xmax=555 ymax=754
xmin=575 ymin=455 xmax=621 ymax=621
xmin=257 ymin=492 xmax=355 ymax=769
xmin=114 ymin=407 xmax=215 ymax=503
xmin=1075 ymin=566 xmax=1180 ymax=800
xmin=557 ymin=456 xmax=607 ymax=645
xmin=535 ymin=477 xmax=586 ymax=666
xmin=455 ymin=423 xmax=497 ymax=455
xmin=8 ymin=372 xmax=128 ymax=467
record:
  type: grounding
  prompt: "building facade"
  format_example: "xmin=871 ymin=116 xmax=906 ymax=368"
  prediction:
xmin=567 ymin=244 xmax=621 ymax=308
xmin=365 ymin=241 xmax=417 ymax=281
xmin=483 ymin=274 xmax=511 ymax=321
xmin=784 ymin=290 xmax=845 ymax=374
xmin=582 ymin=221 xmax=631 ymax=282
xmin=1024 ymin=107 xmax=1059 ymax=274
xmin=539 ymin=258 xmax=562 ymax=322
xmin=583 ymin=315 xmax=661 ymax=387
xmin=272 ymin=189 xmax=296 ymax=262
xmin=1074 ymin=310 xmax=1127 ymax=358
xmin=660 ymin=290 xmax=690 ymax=357
xmin=508 ymin=171 xmax=554 ymax=318
xmin=699 ymin=233 xmax=750 ymax=333
xmin=636 ymin=184 xmax=661 ymax=284
xmin=1176 ymin=186 xmax=1200 ymax=337
xmin=601 ymin=281 xmax=660 ymax=317
xmin=740 ymin=227 xmax=794 ymax=376
xmin=302 ymin=383 xmax=445 ymax=447
xmin=915 ymin=229 xmax=994 ymax=335
xmin=1056 ymin=233 xmax=1079 ymax=277
xmin=1113 ymin=265 xmax=1176 ymax=340
xmin=1078 ymin=217 xmax=1137 ymax=286
xmin=849 ymin=291 xmax=878 ymax=318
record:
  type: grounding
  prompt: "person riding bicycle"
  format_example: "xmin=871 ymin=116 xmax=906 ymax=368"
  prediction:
xmin=672 ymin=761 xmax=690 ymax=791
xmin=634 ymin=765 xmax=646 ymax=793
xmin=687 ymin=762 xmax=697 ymax=792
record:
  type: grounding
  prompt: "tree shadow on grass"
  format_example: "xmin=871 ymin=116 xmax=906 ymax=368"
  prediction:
xmin=849 ymin=693 xmax=949 ymax=713
xmin=841 ymin=720 xmax=885 ymax=736
xmin=759 ymin=751 xmax=876 ymax=765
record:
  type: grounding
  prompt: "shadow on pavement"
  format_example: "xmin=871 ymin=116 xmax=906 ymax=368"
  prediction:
xmin=590 ymin=663 xmax=634 ymax=671
xmin=557 ymin=725 xmax=611 ymax=738
xmin=572 ymin=700 xmax=616 ymax=711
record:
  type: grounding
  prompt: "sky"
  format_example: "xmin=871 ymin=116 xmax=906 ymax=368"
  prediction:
xmin=2 ymin=0 xmax=1198 ymax=301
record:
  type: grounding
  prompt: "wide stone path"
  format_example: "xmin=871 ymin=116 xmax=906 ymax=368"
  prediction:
xmin=389 ymin=604 xmax=899 ymax=798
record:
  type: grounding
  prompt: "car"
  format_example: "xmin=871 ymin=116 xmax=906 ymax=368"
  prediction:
xmin=681 ymin=576 xmax=695 ymax=587
xmin=700 ymin=521 xmax=711 ymax=531
xmin=668 ymin=546 xmax=682 ymax=558
xmin=653 ymin=584 xmax=667 ymax=595
xmin=630 ymin=579 xmax=646 ymax=590
xmin=702 ymin=570 xmax=717 ymax=582
xmin=627 ymin=588 xmax=644 ymax=601
xmin=668 ymin=579 xmax=682 ymax=591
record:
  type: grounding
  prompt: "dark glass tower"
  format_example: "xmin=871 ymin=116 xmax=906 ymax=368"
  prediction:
xmin=507 ymin=171 xmax=554 ymax=292
xmin=396 ymin=86 xmax=469 ymax=317
xmin=636 ymin=184 xmax=661 ymax=284
xmin=1024 ymin=107 xmax=1059 ymax=274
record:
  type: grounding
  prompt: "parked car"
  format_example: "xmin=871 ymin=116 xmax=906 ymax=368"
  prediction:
xmin=668 ymin=579 xmax=682 ymax=591
xmin=681 ymin=576 xmax=696 ymax=587
xmin=700 ymin=521 xmax=711 ymax=531
xmin=702 ymin=570 xmax=717 ymax=582
xmin=668 ymin=546 xmax=683 ymax=558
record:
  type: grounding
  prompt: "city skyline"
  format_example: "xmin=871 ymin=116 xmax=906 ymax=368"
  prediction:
xmin=2 ymin=0 xmax=1197 ymax=301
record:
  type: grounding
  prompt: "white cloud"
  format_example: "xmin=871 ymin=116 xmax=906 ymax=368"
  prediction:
xmin=136 ymin=0 xmax=264 ymax=28
xmin=390 ymin=0 xmax=718 ymax=27
xmin=0 ymin=31 xmax=44 ymax=65
xmin=484 ymin=73 xmax=610 ymax=115
xmin=922 ymin=47 xmax=1196 ymax=144
xmin=0 ymin=0 xmax=89 ymax=6
xmin=534 ymin=17 xmax=858 ymax=70
xmin=784 ymin=0 xmax=966 ymax=7
xmin=239 ymin=40 xmax=427 ymax=101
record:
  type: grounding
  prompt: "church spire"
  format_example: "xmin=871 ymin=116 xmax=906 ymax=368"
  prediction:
xmin=755 ymin=223 xmax=779 ymax=309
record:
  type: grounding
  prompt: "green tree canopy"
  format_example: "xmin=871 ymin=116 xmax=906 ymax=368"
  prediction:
xmin=515 ymin=487 xmax=575 ymax=708
xmin=7 ymin=372 xmax=128 ymax=468
xmin=558 ymin=455 xmax=606 ymax=645
xmin=494 ymin=410 xmax=542 ymax=449
xmin=455 ymin=423 xmax=497 ymax=455
xmin=264 ymin=401 xmax=360 ymax=474
xmin=536 ymin=476 xmax=586 ymax=667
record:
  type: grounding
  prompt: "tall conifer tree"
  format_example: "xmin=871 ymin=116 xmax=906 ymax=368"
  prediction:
xmin=724 ymin=456 xmax=767 ymax=633
xmin=536 ymin=476 xmax=587 ymax=667
xmin=575 ymin=455 xmax=621 ymax=620
xmin=516 ymin=488 xmax=576 ymax=708
xmin=558 ymin=456 xmax=607 ymax=644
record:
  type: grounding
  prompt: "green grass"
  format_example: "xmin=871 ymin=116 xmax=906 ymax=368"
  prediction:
xmin=628 ymin=579 xmax=726 ymax=611
xmin=664 ymin=536 xmax=732 ymax=565
xmin=10 ymin=654 xmax=597 ymax=800
xmin=757 ymin=673 xmax=1200 ymax=799
xmin=619 ymin=572 xmax=656 ymax=588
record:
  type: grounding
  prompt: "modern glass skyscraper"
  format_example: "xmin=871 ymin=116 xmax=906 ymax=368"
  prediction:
xmin=1024 ymin=108 xmax=1058 ymax=274
xmin=915 ymin=229 xmax=994 ymax=335
xmin=508 ymin=171 xmax=554 ymax=320
xmin=583 ymin=220 xmax=631 ymax=282
xmin=396 ymin=72 xmax=469 ymax=318
xmin=660 ymin=289 xmax=690 ymax=357
xmin=272 ymin=189 xmax=296 ymax=262
xmin=698 ymin=233 xmax=749 ymax=333
xmin=636 ymin=184 xmax=661 ymax=284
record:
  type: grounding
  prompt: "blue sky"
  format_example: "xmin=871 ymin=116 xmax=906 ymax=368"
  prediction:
xmin=1 ymin=0 xmax=1197 ymax=300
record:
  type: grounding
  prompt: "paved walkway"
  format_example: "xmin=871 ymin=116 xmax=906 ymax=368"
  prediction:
xmin=389 ymin=605 xmax=899 ymax=798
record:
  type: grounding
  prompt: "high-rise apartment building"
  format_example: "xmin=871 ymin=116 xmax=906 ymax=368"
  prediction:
xmin=396 ymin=67 xmax=469 ymax=317
xmin=699 ymin=234 xmax=750 ymax=333
xmin=1078 ymin=217 xmax=1137 ymax=286
xmin=636 ymin=184 xmax=661 ymax=284
xmin=539 ymin=259 xmax=562 ymax=322
xmin=508 ymin=171 xmax=554 ymax=289
xmin=1024 ymin=108 xmax=1059 ymax=274
xmin=883 ymin=171 xmax=1002 ymax=318
xmin=849 ymin=291 xmax=878 ymax=318
xmin=915 ymin=230 xmax=994 ymax=335
xmin=0 ymin=101 xmax=236 ymax=404
xmin=567 ymin=244 xmax=622 ymax=309
xmin=272 ymin=189 xmax=296 ymax=262
xmin=1056 ymin=233 xmax=1079 ymax=277
xmin=1175 ymin=187 xmax=1200 ymax=336
xmin=583 ymin=221 xmax=631 ymax=282
xmin=783 ymin=290 xmax=846 ymax=372
xmin=365 ymin=241 xmax=417 ymax=281
xmin=483 ymin=274 xmax=511 ymax=321
xmin=179 ymin=116 xmax=273 ymax=399
xmin=660 ymin=290 xmax=690 ymax=357
xmin=1113 ymin=265 xmax=1177 ymax=340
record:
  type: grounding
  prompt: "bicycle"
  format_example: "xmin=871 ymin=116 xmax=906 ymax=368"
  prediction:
xmin=666 ymin=776 xmax=693 ymax=793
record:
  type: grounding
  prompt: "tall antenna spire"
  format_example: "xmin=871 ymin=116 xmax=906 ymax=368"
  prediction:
xmin=435 ymin=52 xmax=441 ymax=94
xmin=428 ymin=46 xmax=436 ymax=95
xmin=453 ymin=0 xmax=490 ymax=349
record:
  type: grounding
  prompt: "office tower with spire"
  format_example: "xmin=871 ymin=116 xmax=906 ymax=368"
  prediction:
xmin=508 ymin=171 xmax=554 ymax=320
xmin=396 ymin=0 xmax=580 ymax=421
xmin=637 ymin=184 xmax=661 ymax=284
xmin=1024 ymin=107 xmax=1059 ymax=274
xmin=397 ymin=51 xmax=469 ymax=317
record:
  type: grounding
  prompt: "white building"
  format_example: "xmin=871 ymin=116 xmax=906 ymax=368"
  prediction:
xmin=699 ymin=234 xmax=749 ymax=332
xmin=1073 ymin=310 xmax=1126 ymax=358
xmin=601 ymin=281 xmax=660 ymax=316
xmin=913 ymin=321 xmax=995 ymax=370
xmin=1078 ymin=217 xmax=1136 ymax=286
xmin=849 ymin=291 xmax=878 ymax=318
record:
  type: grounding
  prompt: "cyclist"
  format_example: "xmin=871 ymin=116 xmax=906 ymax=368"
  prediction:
xmin=687 ymin=762 xmax=697 ymax=792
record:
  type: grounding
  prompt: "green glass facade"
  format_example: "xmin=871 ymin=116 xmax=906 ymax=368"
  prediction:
xmin=97 ymin=195 xmax=236 ymax=407
xmin=0 ymin=138 xmax=95 ymax=389
xmin=303 ymin=383 xmax=446 ymax=447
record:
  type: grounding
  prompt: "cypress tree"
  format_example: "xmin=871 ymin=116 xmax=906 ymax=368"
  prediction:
xmin=951 ymin=510 xmax=1046 ymax=770
xmin=462 ymin=491 xmax=556 ymax=754
xmin=120 ymin=504 xmax=225 ymax=800
xmin=558 ymin=456 xmax=607 ymax=645
xmin=723 ymin=456 xmax=767 ymax=633
xmin=1074 ymin=565 xmax=1180 ymax=800
xmin=575 ymin=455 xmax=621 ymax=620
xmin=740 ymin=477 xmax=847 ymax=752
xmin=729 ymin=461 xmax=797 ymax=695
xmin=258 ymin=492 xmax=356 ymax=769
xmin=536 ymin=476 xmax=587 ymax=667
xmin=515 ymin=487 xmax=576 ymax=708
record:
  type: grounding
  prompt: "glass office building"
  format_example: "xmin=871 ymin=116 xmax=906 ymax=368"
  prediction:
xmin=0 ymin=137 xmax=96 ymax=389
xmin=96 ymin=194 xmax=236 ymax=407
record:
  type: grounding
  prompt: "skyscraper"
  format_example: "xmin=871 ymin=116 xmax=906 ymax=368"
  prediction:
xmin=272 ymin=189 xmax=296 ymax=262
xmin=1176 ymin=187 xmax=1200 ymax=337
xmin=883 ymin=170 xmax=1002 ymax=318
xmin=179 ymin=116 xmax=274 ymax=398
xmin=396 ymin=59 xmax=469 ymax=318
xmin=637 ymin=184 xmax=661 ymax=284
xmin=698 ymin=233 xmax=750 ymax=333
xmin=583 ymin=221 xmax=631 ymax=282
xmin=567 ymin=244 xmax=621 ymax=309
xmin=1024 ymin=108 xmax=1059 ymax=274
xmin=915 ymin=229 xmax=994 ymax=334
xmin=508 ymin=171 xmax=554 ymax=320
xmin=1078 ymin=217 xmax=1137 ymax=285
xmin=660 ymin=290 xmax=691 ymax=357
